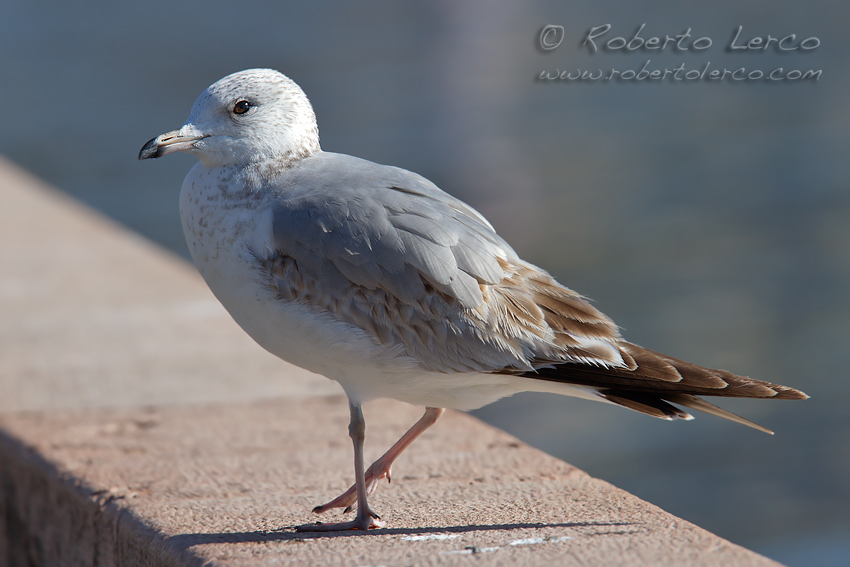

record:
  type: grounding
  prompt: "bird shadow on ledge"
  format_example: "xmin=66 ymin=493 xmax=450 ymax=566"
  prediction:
xmin=167 ymin=520 xmax=640 ymax=549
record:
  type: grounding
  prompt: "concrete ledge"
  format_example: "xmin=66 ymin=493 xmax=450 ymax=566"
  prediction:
xmin=0 ymin=157 xmax=781 ymax=566
xmin=1 ymin=399 xmax=779 ymax=566
xmin=0 ymin=429 xmax=174 ymax=566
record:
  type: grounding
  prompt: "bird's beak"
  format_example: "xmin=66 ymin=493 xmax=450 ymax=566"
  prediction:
xmin=138 ymin=129 xmax=208 ymax=160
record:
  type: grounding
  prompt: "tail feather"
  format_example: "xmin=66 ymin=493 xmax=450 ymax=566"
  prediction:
xmin=528 ymin=341 xmax=809 ymax=400
xmin=664 ymin=393 xmax=775 ymax=435
xmin=522 ymin=341 xmax=807 ymax=434
xmin=599 ymin=390 xmax=694 ymax=421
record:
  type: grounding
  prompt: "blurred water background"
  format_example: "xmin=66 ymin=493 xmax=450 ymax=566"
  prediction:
xmin=2 ymin=1 xmax=847 ymax=564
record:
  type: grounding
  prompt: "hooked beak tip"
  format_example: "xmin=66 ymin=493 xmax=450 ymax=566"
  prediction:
xmin=139 ymin=130 xmax=207 ymax=161
xmin=138 ymin=137 xmax=161 ymax=160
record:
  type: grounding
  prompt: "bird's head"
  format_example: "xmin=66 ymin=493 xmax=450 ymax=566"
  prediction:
xmin=139 ymin=69 xmax=320 ymax=168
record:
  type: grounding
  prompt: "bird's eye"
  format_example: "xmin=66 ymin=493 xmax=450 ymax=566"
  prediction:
xmin=232 ymin=100 xmax=253 ymax=115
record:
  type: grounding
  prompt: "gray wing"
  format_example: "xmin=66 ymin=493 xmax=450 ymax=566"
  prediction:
xmin=264 ymin=152 xmax=623 ymax=373
xmin=261 ymin=152 xmax=808 ymax=432
xmin=271 ymin=152 xmax=507 ymax=309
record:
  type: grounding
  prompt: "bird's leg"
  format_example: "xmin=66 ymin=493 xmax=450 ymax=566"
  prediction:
xmin=311 ymin=407 xmax=445 ymax=516
xmin=296 ymin=401 xmax=385 ymax=531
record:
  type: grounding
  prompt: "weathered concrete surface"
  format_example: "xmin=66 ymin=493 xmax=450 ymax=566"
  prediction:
xmin=0 ymin=157 xmax=782 ymax=566
xmin=0 ymin=399 xmax=781 ymax=567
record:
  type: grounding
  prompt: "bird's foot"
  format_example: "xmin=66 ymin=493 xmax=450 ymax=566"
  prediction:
xmin=295 ymin=509 xmax=385 ymax=532
xmin=311 ymin=461 xmax=392 ymax=514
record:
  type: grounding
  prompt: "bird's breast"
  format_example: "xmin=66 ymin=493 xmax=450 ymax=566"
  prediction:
xmin=176 ymin=165 xmax=419 ymax=391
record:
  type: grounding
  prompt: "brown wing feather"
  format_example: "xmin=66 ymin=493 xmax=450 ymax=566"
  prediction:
xmin=463 ymin=255 xmax=809 ymax=432
xmin=526 ymin=341 xmax=807 ymax=400
xmin=490 ymin=261 xmax=807 ymax=434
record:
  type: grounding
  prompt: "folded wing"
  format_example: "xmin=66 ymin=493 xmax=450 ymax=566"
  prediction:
xmin=262 ymin=151 xmax=807 ymax=432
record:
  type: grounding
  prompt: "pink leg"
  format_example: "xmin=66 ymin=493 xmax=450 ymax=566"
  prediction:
xmin=296 ymin=401 xmax=384 ymax=531
xmin=306 ymin=407 xmax=444 ymax=522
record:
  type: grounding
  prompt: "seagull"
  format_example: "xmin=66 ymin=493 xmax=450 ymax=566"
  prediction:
xmin=140 ymin=69 xmax=807 ymax=531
